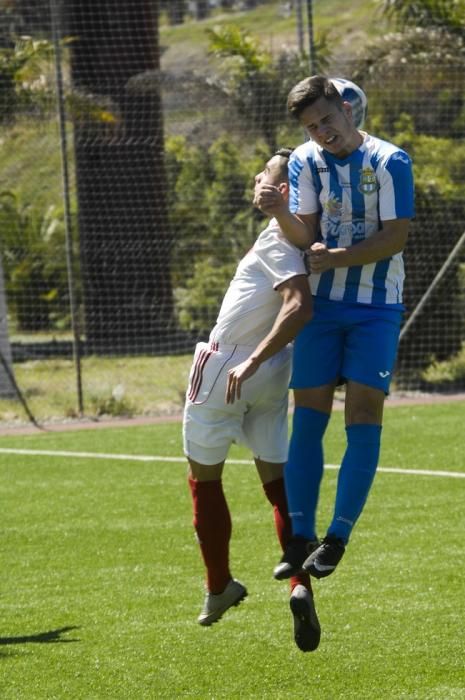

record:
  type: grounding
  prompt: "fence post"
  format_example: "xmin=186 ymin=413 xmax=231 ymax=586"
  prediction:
xmin=295 ymin=0 xmax=305 ymax=55
xmin=306 ymin=0 xmax=316 ymax=73
xmin=50 ymin=0 xmax=84 ymax=415
xmin=0 ymin=259 xmax=15 ymax=398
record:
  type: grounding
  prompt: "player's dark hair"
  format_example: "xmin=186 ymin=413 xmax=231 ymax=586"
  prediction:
xmin=274 ymin=147 xmax=294 ymax=159
xmin=287 ymin=75 xmax=343 ymax=120
xmin=273 ymin=147 xmax=294 ymax=180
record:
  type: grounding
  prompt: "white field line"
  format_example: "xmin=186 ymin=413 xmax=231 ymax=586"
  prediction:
xmin=0 ymin=447 xmax=463 ymax=479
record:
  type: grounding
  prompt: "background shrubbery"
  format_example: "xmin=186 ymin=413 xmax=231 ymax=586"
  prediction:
xmin=0 ymin=0 xmax=464 ymax=417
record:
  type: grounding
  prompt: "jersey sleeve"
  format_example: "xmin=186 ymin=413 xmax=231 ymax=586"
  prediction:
xmin=378 ymin=150 xmax=415 ymax=220
xmin=288 ymin=149 xmax=320 ymax=216
xmin=253 ymin=227 xmax=307 ymax=289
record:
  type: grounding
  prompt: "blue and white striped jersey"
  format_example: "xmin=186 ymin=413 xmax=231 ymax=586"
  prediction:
xmin=289 ymin=133 xmax=415 ymax=307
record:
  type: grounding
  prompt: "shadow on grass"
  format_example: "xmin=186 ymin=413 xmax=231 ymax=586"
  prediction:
xmin=0 ymin=626 xmax=80 ymax=647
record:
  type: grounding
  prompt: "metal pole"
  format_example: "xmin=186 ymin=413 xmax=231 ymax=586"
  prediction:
xmin=306 ymin=0 xmax=316 ymax=74
xmin=0 ymin=260 xmax=15 ymax=398
xmin=399 ymin=229 xmax=465 ymax=342
xmin=50 ymin=0 xmax=84 ymax=415
xmin=295 ymin=0 xmax=305 ymax=55
xmin=0 ymin=348 xmax=43 ymax=428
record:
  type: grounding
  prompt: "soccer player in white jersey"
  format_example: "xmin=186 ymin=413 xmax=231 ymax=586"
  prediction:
xmin=254 ymin=75 xmax=415 ymax=581
xmin=183 ymin=149 xmax=321 ymax=652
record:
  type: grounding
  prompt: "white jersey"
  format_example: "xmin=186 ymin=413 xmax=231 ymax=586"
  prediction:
xmin=289 ymin=132 xmax=415 ymax=306
xmin=209 ymin=219 xmax=307 ymax=347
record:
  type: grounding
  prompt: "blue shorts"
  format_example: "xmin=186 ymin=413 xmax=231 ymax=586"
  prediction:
xmin=291 ymin=297 xmax=403 ymax=394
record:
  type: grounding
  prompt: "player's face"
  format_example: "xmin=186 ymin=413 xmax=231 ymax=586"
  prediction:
xmin=299 ymin=96 xmax=361 ymax=158
xmin=254 ymin=156 xmax=282 ymax=192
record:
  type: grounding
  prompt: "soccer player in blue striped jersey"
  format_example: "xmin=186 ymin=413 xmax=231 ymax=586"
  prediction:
xmin=254 ymin=75 xmax=415 ymax=581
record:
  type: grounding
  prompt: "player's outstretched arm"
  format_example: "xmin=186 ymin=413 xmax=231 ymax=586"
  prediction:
xmin=226 ymin=275 xmax=312 ymax=404
xmin=274 ymin=210 xmax=318 ymax=251
xmin=253 ymin=183 xmax=318 ymax=250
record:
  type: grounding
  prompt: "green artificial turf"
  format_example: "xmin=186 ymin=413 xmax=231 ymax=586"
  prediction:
xmin=1 ymin=401 xmax=464 ymax=698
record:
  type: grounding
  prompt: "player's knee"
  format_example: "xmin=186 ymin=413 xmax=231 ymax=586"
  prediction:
xmin=346 ymin=407 xmax=383 ymax=425
xmin=345 ymin=383 xmax=384 ymax=424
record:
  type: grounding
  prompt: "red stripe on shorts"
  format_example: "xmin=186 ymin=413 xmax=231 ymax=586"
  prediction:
xmin=188 ymin=346 xmax=215 ymax=402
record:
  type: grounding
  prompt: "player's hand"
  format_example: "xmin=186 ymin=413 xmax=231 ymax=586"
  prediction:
xmin=309 ymin=242 xmax=332 ymax=273
xmin=226 ymin=359 xmax=259 ymax=404
xmin=253 ymin=184 xmax=287 ymax=216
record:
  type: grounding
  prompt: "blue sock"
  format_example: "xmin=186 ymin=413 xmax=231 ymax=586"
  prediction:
xmin=328 ymin=424 xmax=382 ymax=543
xmin=285 ymin=406 xmax=330 ymax=540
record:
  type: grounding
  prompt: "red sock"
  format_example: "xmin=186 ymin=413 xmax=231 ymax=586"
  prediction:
xmin=263 ymin=477 xmax=312 ymax=593
xmin=188 ymin=476 xmax=232 ymax=594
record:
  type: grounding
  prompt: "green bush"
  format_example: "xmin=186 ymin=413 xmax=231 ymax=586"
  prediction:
xmin=387 ymin=123 xmax=465 ymax=384
xmin=175 ymin=256 xmax=237 ymax=335
xmin=0 ymin=191 xmax=77 ymax=331
xmin=422 ymin=342 xmax=465 ymax=387
xmin=167 ymin=134 xmax=267 ymax=335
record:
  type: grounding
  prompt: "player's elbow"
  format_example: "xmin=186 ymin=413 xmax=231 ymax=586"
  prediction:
xmin=389 ymin=230 xmax=408 ymax=255
xmin=291 ymin=298 xmax=313 ymax=327
xmin=381 ymin=219 xmax=410 ymax=253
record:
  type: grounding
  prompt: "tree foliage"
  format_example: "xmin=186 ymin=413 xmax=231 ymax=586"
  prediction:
xmin=398 ymin=125 xmax=465 ymax=380
xmin=0 ymin=35 xmax=54 ymax=123
xmin=352 ymin=27 xmax=464 ymax=138
xmin=353 ymin=0 xmax=465 ymax=383
xmin=205 ymin=24 xmax=329 ymax=151
xmin=0 ymin=34 xmax=115 ymax=126
xmin=381 ymin=0 xmax=465 ymax=34
xmin=167 ymin=133 xmax=267 ymax=335
xmin=0 ymin=192 xmax=76 ymax=331
xmin=358 ymin=0 xmax=465 ymax=133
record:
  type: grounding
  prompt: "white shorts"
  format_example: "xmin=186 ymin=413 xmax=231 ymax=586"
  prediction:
xmin=183 ymin=341 xmax=292 ymax=465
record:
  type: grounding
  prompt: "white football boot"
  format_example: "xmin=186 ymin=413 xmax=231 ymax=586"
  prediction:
xmin=198 ymin=578 xmax=247 ymax=626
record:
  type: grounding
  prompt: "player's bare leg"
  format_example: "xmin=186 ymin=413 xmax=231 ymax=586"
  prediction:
xmin=188 ymin=458 xmax=247 ymax=625
xmin=293 ymin=383 xmax=337 ymax=414
xmin=344 ymin=380 xmax=385 ymax=425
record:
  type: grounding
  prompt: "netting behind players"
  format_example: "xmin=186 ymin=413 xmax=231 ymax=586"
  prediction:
xmin=0 ymin=1 xmax=464 ymax=422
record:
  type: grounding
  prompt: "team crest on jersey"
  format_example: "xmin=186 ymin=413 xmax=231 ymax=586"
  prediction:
xmin=358 ymin=168 xmax=378 ymax=195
